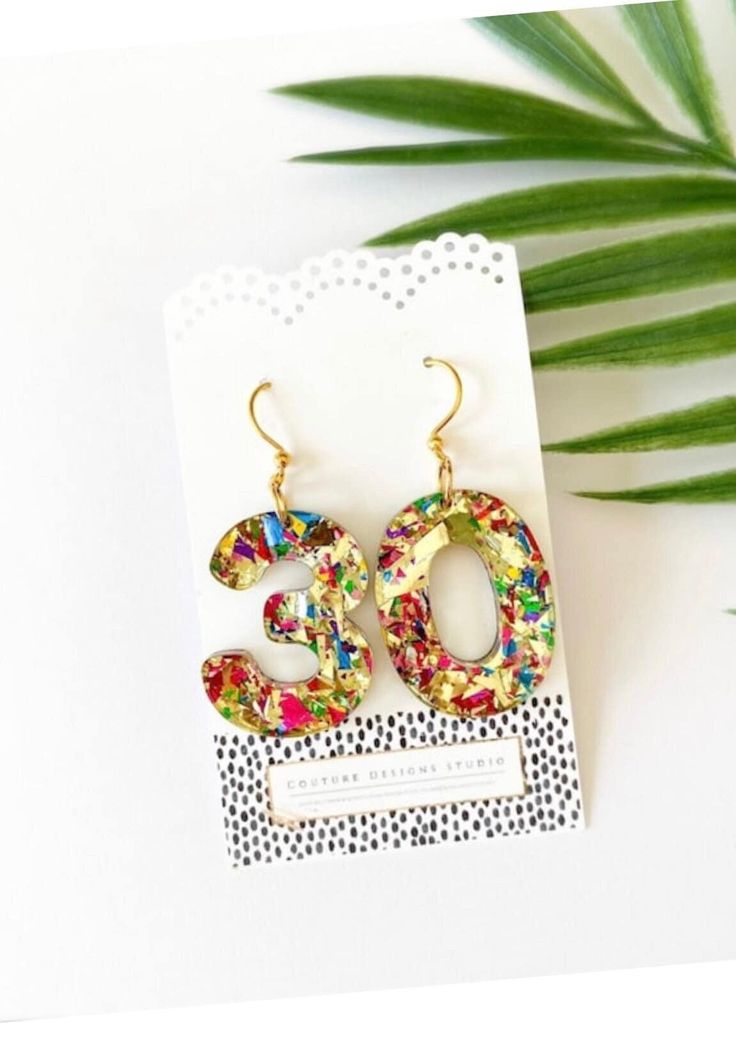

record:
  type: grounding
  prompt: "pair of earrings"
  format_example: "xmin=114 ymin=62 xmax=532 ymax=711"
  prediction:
xmin=201 ymin=358 xmax=556 ymax=737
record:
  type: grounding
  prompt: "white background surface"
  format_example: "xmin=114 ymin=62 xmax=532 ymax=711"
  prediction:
xmin=1 ymin=0 xmax=735 ymax=1031
xmin=0 ymin=960 xmax=733 ymax=1063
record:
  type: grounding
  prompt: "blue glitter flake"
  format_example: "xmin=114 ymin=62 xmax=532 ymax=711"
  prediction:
xmin=417 ymin=494 xmax=441 ymax=512
xmin=518 ymin=667 xmax=534 ymax=689
xmin=292 ymin=510 xmax=320 ymax=530
xmin=263 ymin=512 xmax=284 ymax=547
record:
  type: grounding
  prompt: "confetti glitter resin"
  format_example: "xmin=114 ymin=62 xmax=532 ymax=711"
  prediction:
xmin=202 ymin=510 xmax=373 ymax=737
xmin=375 ymin=489 xmax=555 ymax=717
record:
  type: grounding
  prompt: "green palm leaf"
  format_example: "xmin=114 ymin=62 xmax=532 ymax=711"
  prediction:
xmin=522 ymin=224 xmax=736 ymax=313
xmin=472 ymin=12 xmax=652 ymax=125
xmin=273 ymin=76 xmax=639 ymax=138
xmin=544 ymin=397 xmax=736 ymax=453
xmin=532 ymin=301 xmax=736 ymax=369
xmin=365 ymin=175 xmax=736 ymax=245
xmin=575 ymin=468 xmax=736 ymax=503
xmin=293 ymin=136 xmax=707 ymax=167
xmin=275 ymin=10 xmax=736 ymax=529
xmin=622 ymin=1 xmax=731 ymax=152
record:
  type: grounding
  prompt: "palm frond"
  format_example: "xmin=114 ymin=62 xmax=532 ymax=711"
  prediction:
xmin=275 ymin=6 xmax=736 ymax=530
xmin=522 ymin=224 xmax=736 ymax=313
xmin=472 ymin=12 xmax=653 ymax=126
xmin=364 ymin=175 xmax=736 ymax=246
xmin=273 ymin=77 xmax=639 ymax=138
xmin=531 ymin=301 xmax=736 ymax=369
xmin=622 ymin=1 xmax=731 ymax=152
xmin=544 ymin=397 xmax=736 ymax=452
xmin=576 ymin=468 xmax=736 ymax=503
xmin=292 ymin=136 xmax=705 ymax=167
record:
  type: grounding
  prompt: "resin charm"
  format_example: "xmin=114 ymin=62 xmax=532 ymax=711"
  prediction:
xmin=375 ymin=489 xmax=555 ymax=717
xmin=202 ymin=510 xmax=373 ymax=736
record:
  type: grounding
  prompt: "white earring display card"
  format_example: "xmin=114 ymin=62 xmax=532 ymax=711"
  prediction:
xmin=165 ymin=233 xmax=583 ymax=866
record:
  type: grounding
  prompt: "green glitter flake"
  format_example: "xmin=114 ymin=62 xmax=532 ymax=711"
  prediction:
xmin=519 ymin=591 xmax=542 ymax=613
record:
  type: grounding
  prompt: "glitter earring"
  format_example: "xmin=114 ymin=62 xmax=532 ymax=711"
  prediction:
xmin=201 ymin=381 xmax=373 ymax=736
xmin=375 ymin=358 xmax=555 ymax=718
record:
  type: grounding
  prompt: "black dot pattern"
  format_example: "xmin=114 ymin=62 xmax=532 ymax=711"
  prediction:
xmin=215 ymin=693 xmax=582 ymax=866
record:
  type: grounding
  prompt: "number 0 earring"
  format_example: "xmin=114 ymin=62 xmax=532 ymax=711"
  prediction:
xmin=201 ymin=381 xmax=373 ymax=737
xmin=375 ymin=358 xmax=555 ymax=718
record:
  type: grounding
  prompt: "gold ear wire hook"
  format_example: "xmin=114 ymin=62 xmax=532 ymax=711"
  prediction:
xmin=423 ymin=357 xmax=463 ymax=503
xmin=248 ymin=380 xmax=291 ymax=522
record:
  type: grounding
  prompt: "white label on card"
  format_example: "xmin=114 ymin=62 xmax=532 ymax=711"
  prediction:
xmin=267 ymin=737 xmax=525 ymax=825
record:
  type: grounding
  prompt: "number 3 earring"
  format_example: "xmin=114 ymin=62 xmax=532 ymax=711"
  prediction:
xmin=201 ymin=381 xmax=373 ymax=736
xmin=375 ymin=358 xmax=555 ymax=718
